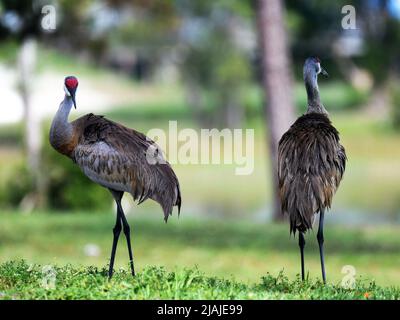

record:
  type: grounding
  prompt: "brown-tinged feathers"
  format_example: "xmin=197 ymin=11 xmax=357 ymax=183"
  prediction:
xmin=278 ymin=113 xmax=346 ymax=234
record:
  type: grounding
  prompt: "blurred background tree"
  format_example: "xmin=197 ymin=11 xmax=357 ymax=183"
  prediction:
xmin=257 ymin=0 xmax=295 ymax=221
xmin=1 ymin=0 xmax=43 ymax=209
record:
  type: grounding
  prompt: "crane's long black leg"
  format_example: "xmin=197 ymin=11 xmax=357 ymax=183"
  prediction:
xmin=299 ymin=232 xmax=306 ymax=281
xmin=317 ymin=209 xmax=326 ymax=284
xmin=117 ymin=201 xmax=135 ymax=276
xmin=108 ymin=204 xmax=122 ymax=279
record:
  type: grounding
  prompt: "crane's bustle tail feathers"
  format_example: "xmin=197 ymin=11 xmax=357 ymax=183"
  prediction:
xmin=278 ymin=113 xmax=346 ymax=235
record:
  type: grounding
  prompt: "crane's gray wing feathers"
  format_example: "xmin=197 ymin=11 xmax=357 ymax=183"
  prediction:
xmin=72 ymin=114 xmax=181 ymax=221
xmin=278 ymin=113 xmax=346 ymax=234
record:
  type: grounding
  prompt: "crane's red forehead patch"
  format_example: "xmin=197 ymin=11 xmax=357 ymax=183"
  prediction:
xmin=65 ymin=76 xmax=78 ymax=89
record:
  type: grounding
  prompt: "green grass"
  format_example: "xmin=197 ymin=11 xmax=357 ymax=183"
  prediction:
xmin=0 ymin=211 xmax=400 ymax=290
xmin=0 ymin=260 xmax=398 ymax=299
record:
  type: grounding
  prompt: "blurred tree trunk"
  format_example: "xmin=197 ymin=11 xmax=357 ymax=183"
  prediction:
xmin=18 ymin=37 xmax=44 ymax=210
xmin=257 ymin=0 xmax=295 ymax=221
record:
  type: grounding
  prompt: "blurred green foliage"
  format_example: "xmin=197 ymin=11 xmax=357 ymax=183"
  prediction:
xmin=0 ymin=162 xmax=33 ymax=207
xmin=0 ymin=123 xmax=23 ymax=146
xmin=3 ymin=0 xmax=399 ymax=127
xmin=0 ymin=40 xmax=18 ymax=64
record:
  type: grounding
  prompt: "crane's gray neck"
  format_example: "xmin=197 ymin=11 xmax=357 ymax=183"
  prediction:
xmin=304 ymin=71 xmax=328 ymax=115
xmin=49 ymin=95 xmax=74 ymax=149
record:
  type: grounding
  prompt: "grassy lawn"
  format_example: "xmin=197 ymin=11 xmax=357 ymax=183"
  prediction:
xmin=1 ymin=260 xmax=399 ymax=299
xmin=0 ymin=211 xmax=399 ymax=296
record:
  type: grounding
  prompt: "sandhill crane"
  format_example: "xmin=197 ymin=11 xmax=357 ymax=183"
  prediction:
xmin=49 ymin=76 xmax=181 ymax=278
xmin=278 ymin=57 xmax=346 ymax=283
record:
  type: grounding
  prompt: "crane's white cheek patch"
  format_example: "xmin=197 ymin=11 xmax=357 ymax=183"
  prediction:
xmin=64 ymin=85 xmax=71 ymax=96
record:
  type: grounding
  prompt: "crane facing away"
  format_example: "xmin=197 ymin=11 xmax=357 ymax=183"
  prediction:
xmin=278 ymin=57 xmax=346 ymax=283
xmin=50 ymin=76 xmax=181 ymax=278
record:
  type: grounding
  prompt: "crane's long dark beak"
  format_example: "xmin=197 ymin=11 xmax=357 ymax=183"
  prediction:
xmin=68 ymin=87 xmax=77 ymax=109
xmin=320 ymin=66 xmax=329 ymax=77
xmin=71 ymin=93 xmax=77 ymax=109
